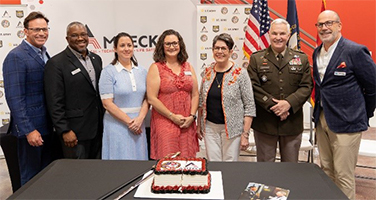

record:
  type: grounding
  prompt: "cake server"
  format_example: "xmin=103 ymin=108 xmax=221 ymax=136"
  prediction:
xmin=113 ymin=151 xmax=181 ymax=200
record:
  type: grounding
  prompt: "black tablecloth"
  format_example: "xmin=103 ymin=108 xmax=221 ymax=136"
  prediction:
xmin=8 ymin=159 xmax=347 ymax=199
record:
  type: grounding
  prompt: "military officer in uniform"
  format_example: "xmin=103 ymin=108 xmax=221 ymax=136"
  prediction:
xmin=247 ymin=18 xmax=313 ymax=162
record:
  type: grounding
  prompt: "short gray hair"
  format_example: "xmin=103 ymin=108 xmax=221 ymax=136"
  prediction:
xmin=66 ymin=21 xmax=86 ymax=36
xmin=271 ymin=18 xmax=291 ymax=34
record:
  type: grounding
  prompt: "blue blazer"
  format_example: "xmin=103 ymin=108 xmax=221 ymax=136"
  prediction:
xmin=3 ymin=40 xmax=52 ymax=137
xmin=312 ymin=37 xmax=376 ymax=133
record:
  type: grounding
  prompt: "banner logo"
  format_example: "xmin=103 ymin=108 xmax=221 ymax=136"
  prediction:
xmin=201 ymin=26 xmax=208 ymax=33
xmin=231 ymin=52 xmax=238 ymax=60
xmin=16 ymin=21 xmax=23 ymax=28
xmin=85 ymin=25 xmax=156 ymax=54
xmin=243 ymin=18 xmax=249 ymax=24
xmin=244 ymin=8 xmax=251 ymax=15
xmin=200 ymin=34 xmax=208 ymax=42
xmin=17 ymin=30 xmax=25 ymax=38
xmin=221 ymin=7 xmax=228 ymax=14
xmin=212 ymin=25 xmax=219 ymax=33
xmin=231 ymin=16 xmax=239 ymax=24
xmin=1 ymin=20 xmax=10 ymax=28
xmin=200 ymin=53 xmax=207 ymax=60
xmin=86 ymin=25 xmax=102 ymax=49
xmin=2 ymin=11 xmax=10 ymax=18
xmin=16 ymin=10 xmax=24 ymax=18
xmin=200 ymin=16 xmax=207 ymax=24
xmin=242 ymin=62 xmax=249 ymax=68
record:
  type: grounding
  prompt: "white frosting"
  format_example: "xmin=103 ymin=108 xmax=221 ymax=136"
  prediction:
xmin=159 ymin=160 xmax=202 ymax=171
xmin=153 ymin=159 xmax=209 ymax=189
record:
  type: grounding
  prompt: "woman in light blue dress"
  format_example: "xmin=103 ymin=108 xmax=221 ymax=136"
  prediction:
xmin=99 ymin=32 xmax=149 ymax=160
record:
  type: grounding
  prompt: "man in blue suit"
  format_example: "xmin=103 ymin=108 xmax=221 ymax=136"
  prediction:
xmin=313 ymin=10 xmax=376 ymax=200
xmin=2 ymin=12 xmax=53 ymax=185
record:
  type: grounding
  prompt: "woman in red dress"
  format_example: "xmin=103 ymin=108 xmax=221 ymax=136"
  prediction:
xmin=147 ymin=29 xmax=199 ymax=160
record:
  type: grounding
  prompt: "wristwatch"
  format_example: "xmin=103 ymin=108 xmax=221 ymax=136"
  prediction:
xmin=190 ymin=114 xmax=197 ymax=120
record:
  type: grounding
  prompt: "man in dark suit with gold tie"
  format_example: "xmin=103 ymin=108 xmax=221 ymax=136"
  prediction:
xmin=247 ymin=18 xmax=313 ymax=163
xmin=312 ymin=10 xmax=376 ymax=200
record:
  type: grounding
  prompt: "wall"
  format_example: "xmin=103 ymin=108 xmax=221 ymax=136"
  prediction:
xmin=210 ymin=0 xmax=376 ymax=127
xmin=1 ymin=0 xmax=375 ymax=127
xmin=268 ymin=0 xmax=376 ymax=63
xmin=212 ymin=0 xmax=376 ymax=62
xmin=0 ymin=0 xmax=199 ymax=128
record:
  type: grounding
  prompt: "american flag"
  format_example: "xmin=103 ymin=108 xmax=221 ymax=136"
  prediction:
xmin=243 ymin=0 xmax=271 ymax=59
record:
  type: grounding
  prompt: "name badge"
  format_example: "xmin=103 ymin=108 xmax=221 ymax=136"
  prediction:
xmin=334 ymin=71 xmax=346 ymax=76
xmin=260 ymin=66 xmax=270 ymax=70
xmin=71 ymin=68 xmax=81 ymax=75
xmin=184 ymin=71 xmax=192 ymax=76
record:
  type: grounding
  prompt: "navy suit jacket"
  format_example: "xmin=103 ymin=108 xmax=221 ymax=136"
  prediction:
xmin=44 ymin=47 xmax=104 ymax=141
xmin=3 ymin=40 xmax=52 ymax=138
xmin=312 ymin=37 xmax=376 ymax=133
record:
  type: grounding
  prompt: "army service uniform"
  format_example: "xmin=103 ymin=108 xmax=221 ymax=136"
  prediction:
xmin=247 ymin=46 xmax=313 ymax=162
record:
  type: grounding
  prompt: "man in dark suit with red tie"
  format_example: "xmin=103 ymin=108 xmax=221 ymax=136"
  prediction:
xmin=3 ymin=12 xmax=53 ymax=186
xmin=312 ymin=10 xmax=376 ymax=200
xmin=44 ymin=22 xmax=104 ymax=159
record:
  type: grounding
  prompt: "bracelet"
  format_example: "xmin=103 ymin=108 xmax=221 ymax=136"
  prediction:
xmin=242 ymin=132 xmax=249 ymax=139
xmin=189 ymin=114 xmax=197 ymax=120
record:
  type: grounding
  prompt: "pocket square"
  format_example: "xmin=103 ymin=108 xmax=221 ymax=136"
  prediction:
xmin=337 ymin=62 xmax=346 ymax=69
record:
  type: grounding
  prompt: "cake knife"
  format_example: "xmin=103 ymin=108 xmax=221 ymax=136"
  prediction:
xmin=114 ymin=151 xmax=181 ymax=200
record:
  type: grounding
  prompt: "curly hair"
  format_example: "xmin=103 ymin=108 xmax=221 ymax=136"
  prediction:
xmin=153 ymin=29 xmax=188 ymax=65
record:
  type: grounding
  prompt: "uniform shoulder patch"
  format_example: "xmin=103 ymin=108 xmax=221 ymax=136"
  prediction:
xmin=290 ymin=48 xmax=306 ymax=54
xmin=251 ymin=49 xmax=267 ymax=57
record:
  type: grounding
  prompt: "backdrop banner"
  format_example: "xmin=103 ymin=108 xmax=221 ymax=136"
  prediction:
xmin=0 ymin=0 xmax=198 ymax=127
xmin=197 ymin=4 xmax=251 ymax=72
xmin=0 ymin=5 xmax=27 ymax=128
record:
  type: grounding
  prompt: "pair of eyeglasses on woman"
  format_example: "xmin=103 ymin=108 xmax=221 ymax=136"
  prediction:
xmin=213 ymin=46 xmax=229 ymax=52
xmin=315 ymin=20 xmax=339 ymax=28
xmin=164 ymin=41 xmax=179 ymax=47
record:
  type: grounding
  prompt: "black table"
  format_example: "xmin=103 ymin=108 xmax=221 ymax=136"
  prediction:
xmin=8 ymin=159 xmax=348 ymax=199
xmin=1 ymin=124 xmax=21 ymax=192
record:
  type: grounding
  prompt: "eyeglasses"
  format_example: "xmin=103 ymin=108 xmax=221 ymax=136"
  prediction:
xmin=315 ymin=20 xmax=339 ymax=28
xmin=28 ymin=27 xmax=49 ymax=33
xmin=68 ymin=33 xmax=88 ymax=39
xmin=213 ymin=46 xmax=229 ymax=52
xmin=164 ymin=41 xmax=179 ymax=47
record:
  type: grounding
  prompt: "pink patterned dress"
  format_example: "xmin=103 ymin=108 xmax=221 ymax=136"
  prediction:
xmin=150 ymin=62 xmax=199 ymax=160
